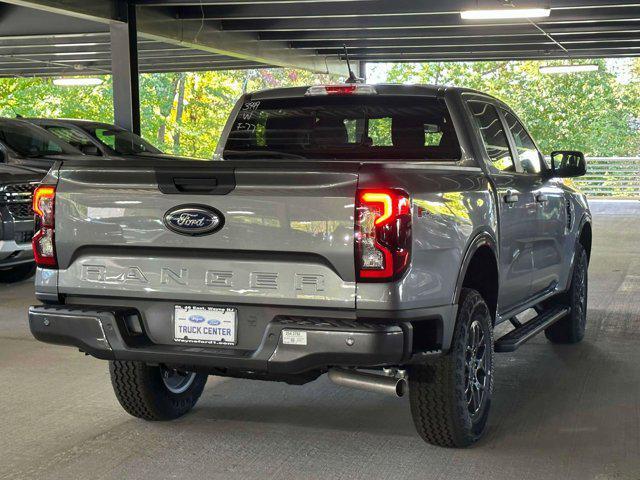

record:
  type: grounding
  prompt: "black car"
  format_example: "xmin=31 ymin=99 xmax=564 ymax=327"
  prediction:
xmin=0 ymin=118 xmax=82 ymax=171
xmin=0 ymin=164 xmax=42 ymax=282
xmin=27 ymin=119 xmax=163 ymax=157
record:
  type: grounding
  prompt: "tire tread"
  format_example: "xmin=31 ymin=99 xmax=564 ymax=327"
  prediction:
xmin=109 ymin=361 xmax=206 ymax=421
xmin=409 ymin=288 xmax=493 ymax=447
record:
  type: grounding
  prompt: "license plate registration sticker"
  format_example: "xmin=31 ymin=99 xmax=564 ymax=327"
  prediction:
xmin=282 ymin=330 xmax=307 ymax=346
xmin=174 ymin=305 xmax=237 ymax=345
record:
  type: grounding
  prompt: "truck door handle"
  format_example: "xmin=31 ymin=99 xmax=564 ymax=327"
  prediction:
xmin=504 ymin=191 xmax=519 ymax=204
xmin=535 ymin=193 xmax=548 ymax=204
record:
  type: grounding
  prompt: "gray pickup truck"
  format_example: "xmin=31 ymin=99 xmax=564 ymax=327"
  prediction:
xmin=29 ymin=84 xmax=591 ymax=447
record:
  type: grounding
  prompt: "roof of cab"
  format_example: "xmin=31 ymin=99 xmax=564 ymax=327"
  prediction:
xmin=27 ymin=118 xmax=121 ymax=130
xmin=247 ymin=83 xmax=505 ymax=105
xmin=248 ymin=83 xmax=447 ymax=100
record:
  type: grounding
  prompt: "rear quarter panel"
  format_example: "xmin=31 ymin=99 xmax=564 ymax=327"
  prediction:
xmin=356 ymin=163 xmax=497 ymax=310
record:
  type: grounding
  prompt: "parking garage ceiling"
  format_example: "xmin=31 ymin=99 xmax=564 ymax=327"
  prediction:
xmin=0 ymin=0 xmax=639 ymax=77
xmin=0 ymin=4 xmax=273 ymax=77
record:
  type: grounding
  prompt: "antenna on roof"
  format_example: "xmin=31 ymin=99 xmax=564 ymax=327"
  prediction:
xmin=343 ymin=45 xmax=361 ymax=84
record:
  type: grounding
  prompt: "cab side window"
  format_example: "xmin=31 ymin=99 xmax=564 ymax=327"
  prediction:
xmin=503 ymin=112 xmax=544 ymax=174
xmin=468 ymin=101 xmax=515 ymax=172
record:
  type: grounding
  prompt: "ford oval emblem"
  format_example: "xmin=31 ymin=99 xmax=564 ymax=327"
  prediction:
xmin=164 ymin=205 xmax=224 ymax=236
xmin=207 ymin=319 xmax=221 ymax=326
xmin=188 ymin=315 xmax=206 ymax=323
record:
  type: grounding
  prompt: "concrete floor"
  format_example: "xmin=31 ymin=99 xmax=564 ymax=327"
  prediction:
xmin=1 ymin=200 xmax=639 ymax=480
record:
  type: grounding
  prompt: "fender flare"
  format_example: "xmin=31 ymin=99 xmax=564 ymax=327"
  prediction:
xmin=452 ymin=231 xmax=499 ymax=307
xmin=577 ymin=213 xmax=592 ymax=255
xmin=564 ymin=213 xmax=592 ymax=291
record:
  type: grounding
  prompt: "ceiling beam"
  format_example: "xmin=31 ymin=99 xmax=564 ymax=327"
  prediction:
xmin=291 ymin=31 xmax=640 ymax=49
xmin=323 ymin=42 xmax=640 ymax=56
xmin=0 ymin=54 xmax=270 ymax=65
xmin=0 ymin=32 xmax=110 ymax=43
xmin=258 ymin=20 xmax=640 ymax=40
xmin=217 ymin=7 xmax=640 ymax=32
xmin=0 ymin=62 xmax=268 ymax=77
xmin=351 ymin=52 xmax=640 ymax=62
xmin=350 ymin=46 xmax=640 ymax=57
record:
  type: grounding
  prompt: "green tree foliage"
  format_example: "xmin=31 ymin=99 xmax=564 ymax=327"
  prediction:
xmin=152 ymin=68 xmax=333 ymax=157
xmin=0 ymin=68 xmax=334 ymax=158
xmin=386 ymin=60 xmax=640 ymax=157
xmin=0 ymin=61 xmax=636 ymax=158
xmin=0 ymin=76 xmax=113 ymax=122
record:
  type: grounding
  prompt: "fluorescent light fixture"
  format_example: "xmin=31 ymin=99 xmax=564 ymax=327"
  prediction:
xmin=53 ymin=77 xmax=103 ymax=86
xmin=460 ymin=8 xmax=551 ymax=20
xmin=540 ymin=64 xmax=599 ymax=74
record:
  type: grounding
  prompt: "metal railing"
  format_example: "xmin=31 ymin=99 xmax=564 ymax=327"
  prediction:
xmin=574 ymin=157 xmax=640 ymax=198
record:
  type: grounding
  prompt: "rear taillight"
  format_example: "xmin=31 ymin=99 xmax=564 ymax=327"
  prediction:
xmin=32 ymin=185 xmax=57 ymax=268
xmin=355 ymin=189 xmax=411 ymax=282
xmin=305 ymin=84 xmax=377 ymax=96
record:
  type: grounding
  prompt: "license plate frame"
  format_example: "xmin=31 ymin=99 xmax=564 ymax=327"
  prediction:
xmin=173 ymin=305 xmax=237 ymax=346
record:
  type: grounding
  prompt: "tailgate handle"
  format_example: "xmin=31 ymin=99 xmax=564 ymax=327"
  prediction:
xmin=156 ymin=168 xmax=236 ymax=195
xmin=173 ymin=177 xmax=218 ymax=193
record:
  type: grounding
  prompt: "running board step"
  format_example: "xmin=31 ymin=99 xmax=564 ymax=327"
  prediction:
xmin=495 ymin=307 xmax=570 ymax=353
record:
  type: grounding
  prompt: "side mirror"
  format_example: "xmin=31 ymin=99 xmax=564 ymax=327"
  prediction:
xmin=550 ymin=150 xmax=586 ymax=178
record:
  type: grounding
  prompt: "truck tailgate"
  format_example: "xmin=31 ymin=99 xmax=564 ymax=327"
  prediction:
xmin=54 ymin=162 xmax=358 ymax=308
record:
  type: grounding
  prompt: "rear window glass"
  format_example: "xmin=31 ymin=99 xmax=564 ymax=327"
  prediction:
xmin=224 ymin=96 xmax=461 ymax=161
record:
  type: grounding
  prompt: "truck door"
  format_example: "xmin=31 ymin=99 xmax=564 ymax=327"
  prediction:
xmin=467 ymin=100 xmax=535 ymax=312
xmin=502 ymin=111 xmax=565 ymax=296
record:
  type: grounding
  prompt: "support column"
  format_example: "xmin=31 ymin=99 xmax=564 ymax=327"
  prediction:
xmin=358 ymin=61 xmax=367 ymax=82
xmin=110 ymin=1 xmax=140 ymax=134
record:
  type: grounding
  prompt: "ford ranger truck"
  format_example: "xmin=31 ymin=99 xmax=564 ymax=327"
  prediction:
xmin=28 ymin=84 xmax=591 ymax=448
xmin=0 ymin=164 xmax=41 ymax=282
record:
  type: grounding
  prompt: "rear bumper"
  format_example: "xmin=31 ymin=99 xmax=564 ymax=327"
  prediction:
xmin=29 ymin=305 xmax=416 ymax=374
xmin=0 ymin=217 xmax=34 ymax=267
xmin=0 ymin=243 xmax=33 ymax=267
xmin=0 ymin=239 xmax=31 ymax=253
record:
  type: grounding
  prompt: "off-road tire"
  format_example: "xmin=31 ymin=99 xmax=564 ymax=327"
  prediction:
xmin=109 ymin=361 xmax=207 ymax=421
xmin=0 ymin=263 xmax=36 ymax=283
xmin=408 ymin=288 xmax=494 ymax=448
xmin=544 ymin=242 xmax=588 ymax=344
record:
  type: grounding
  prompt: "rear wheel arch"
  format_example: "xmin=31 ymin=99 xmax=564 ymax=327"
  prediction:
xmin=454 ymin=233 xmax=499 ymax=322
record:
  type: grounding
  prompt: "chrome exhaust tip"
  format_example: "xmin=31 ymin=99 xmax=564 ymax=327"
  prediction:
xmin=328 ymin=368 xmax=407 ymax=397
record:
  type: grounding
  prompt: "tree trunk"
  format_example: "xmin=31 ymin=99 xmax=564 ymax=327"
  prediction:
xmin=157 ymin=123 xmax=166 ymax=146
xmin=156 ymin=75 xmax=180 ymax=151
xmin=173 ymin=74 xmax=186 ymax=154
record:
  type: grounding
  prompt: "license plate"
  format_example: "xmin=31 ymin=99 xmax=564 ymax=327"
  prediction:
xmin=174 ymin=305 xmax=237 ymax=345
